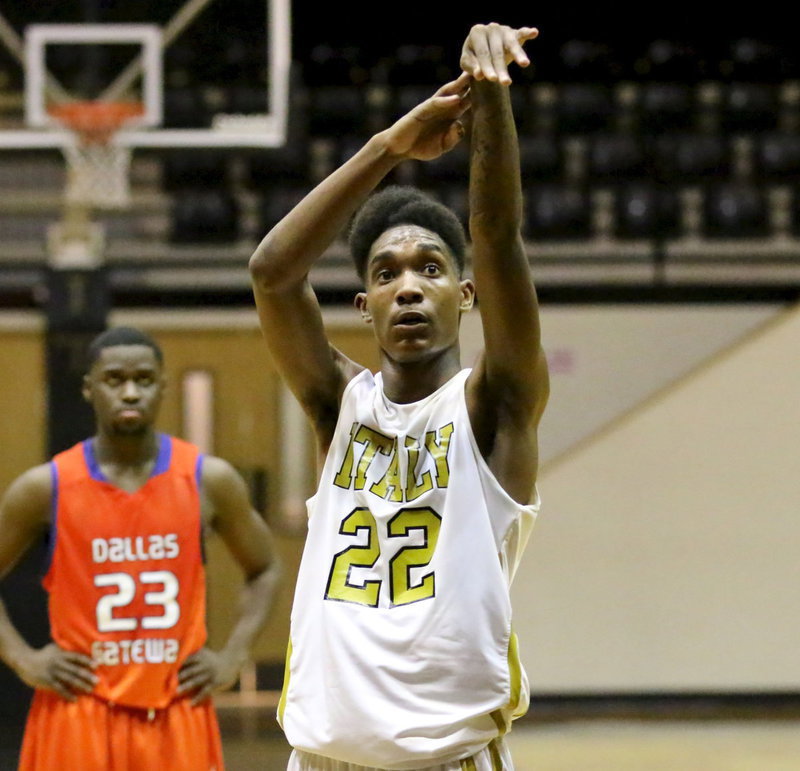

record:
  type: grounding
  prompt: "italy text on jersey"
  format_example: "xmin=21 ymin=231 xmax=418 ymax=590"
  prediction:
xmin=324 ymin=421 xmax=454 ymax=609
xmin=332 ymin=421 xmax=453 ymax=501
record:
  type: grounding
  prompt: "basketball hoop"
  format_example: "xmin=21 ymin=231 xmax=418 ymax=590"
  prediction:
xmin=48 ymin=100 xmax=144 ymax=209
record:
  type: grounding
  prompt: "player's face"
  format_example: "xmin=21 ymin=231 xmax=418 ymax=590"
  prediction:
xmin=83 ymin=345 xmax=165 ymax=436
xmin=356 ymin=225 xmax=474 ymax=364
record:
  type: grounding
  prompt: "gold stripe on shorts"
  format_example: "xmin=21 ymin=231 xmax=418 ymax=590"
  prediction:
xmin=488 ymin=738 xmax=504 ymax=771
xmin=460 ymin=755 xmax=478 ymax=771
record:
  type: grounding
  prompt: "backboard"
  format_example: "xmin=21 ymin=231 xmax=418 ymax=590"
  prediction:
xmin=0 ymin=0 xmax=290 ymax=148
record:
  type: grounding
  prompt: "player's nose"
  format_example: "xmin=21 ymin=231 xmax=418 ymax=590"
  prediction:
xmin=394 ymin=270 xmax=424 ymax=304
xmin=121 ymin=379 xmax=141 ymax=401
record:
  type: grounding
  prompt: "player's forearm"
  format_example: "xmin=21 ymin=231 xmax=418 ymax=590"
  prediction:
xmin=218 ymin=560 xmax=281 ymax=667
xmin=467 ymin=76 xmax=543 ymax=382
xmin=468 ymin=80 xmax=524 ymax=242
xmin=249 ymin=134 xmax=402 ymax=292
xmin=0 ymin=596 xmax=34 ymax=677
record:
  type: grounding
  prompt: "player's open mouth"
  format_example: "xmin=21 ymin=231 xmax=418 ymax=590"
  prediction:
xmin=395 ymin=312 xmax=427 ymax=326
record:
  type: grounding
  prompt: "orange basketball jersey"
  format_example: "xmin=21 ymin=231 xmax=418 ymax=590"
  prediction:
xmin=44 ymin=434 xmax=208 ymax=709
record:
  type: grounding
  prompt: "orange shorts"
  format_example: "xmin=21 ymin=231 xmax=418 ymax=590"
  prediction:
xmin=19 ymin=689 xmax=224 ymax=771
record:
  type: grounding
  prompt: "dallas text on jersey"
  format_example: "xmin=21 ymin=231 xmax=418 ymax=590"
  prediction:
xmin=90 ymin=532 xmax=182 ymax=668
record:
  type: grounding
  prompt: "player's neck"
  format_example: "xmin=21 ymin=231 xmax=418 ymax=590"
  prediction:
xmin=379 ymin=349 xmax=461 ymax=404
xmin=92 ymin=429 xmax=160 ymax=468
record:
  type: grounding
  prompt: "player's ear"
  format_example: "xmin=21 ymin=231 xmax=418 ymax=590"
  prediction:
xmin=355 ymin=293 xmax=372 ymax=323
xmin=81 ymin=374 xmax=92 ymax=403
xmin=459 ymin=279 xmax=475 ymax=312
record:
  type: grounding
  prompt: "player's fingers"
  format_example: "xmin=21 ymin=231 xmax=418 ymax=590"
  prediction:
xmin=178 ymin=677 xmax=203 ymax=693
xmin=459 ymin=49 xmax=476 ymax=76
xmin=181 ymin=651 xmax=202 ymax=666
xmin=179 ymin=650 xmax=210 ymax=672
xmin=57 ymin=662 xmax=97 ymax=691
xmin=444 ymin=94 xmax=471 ymax=123
xmin=47 ymin=678 xmax=77 ymax=702
xmin=178 ymin=670 xmax=211 ymax=693
xmin=61 ymin=651 xmax=95 ymax=668
xmin=178 ymin=662 xmax=206 ymax=684
xmin=435 ymin=71 xmax=471 ymax=97
xmin=503 ymin=27 xmax=532 ymax=69
xmin=488 ymin=27 xmax=511 ymax=84
xmin=466 ymin=28 xmax=496 ymax=81
xmin=180 ymin=655 xmax=202 ymax=670
xmin=441 ymin=121 xmax=466 ymax=152
xmin=422 ymin=94 xmax=466 ymax=118
xmin=414 ymin=94 xmax=469 ymax=126
xmin=59 ymin=656 xmax=98 ymax=679
xmin=191 ymin=684 xmax=215 ymax=705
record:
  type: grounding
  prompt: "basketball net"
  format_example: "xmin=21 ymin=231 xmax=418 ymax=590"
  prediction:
xmin=49 ymin=101 xmax=143 ymax=210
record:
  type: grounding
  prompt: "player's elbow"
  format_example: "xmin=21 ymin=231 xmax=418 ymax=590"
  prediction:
xmin=248 ymin=237 xmax=277 ymax=282
xmin=249 ymin=237 xmax=299 ymax=293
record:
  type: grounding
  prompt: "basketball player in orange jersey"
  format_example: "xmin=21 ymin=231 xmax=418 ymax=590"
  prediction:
xmin=0 ymin=326 xmax=280 ymax=771
xmin=250 ymin=22 xmax=548 ymax=771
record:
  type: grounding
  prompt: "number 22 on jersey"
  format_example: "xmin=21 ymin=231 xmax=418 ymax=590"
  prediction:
xmin=325 ymin=506 xmax=441 ymax=608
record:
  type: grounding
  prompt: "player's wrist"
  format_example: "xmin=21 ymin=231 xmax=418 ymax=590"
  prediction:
xmin=214 ymin=639 xmax=248 ymax=671
xmin=4 ymin=643 xmax=34 ymax=678
xmin=369 ymin=130 xmax=409 ymax=164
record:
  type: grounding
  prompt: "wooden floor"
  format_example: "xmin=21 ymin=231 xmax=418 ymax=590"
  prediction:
xmin=218 ymin=708 xmax=800 ymax=771
xmin=3 ymin=706 xmax=799 ymax=769
xmin=506 ymin=719 xmax=800 ymax=771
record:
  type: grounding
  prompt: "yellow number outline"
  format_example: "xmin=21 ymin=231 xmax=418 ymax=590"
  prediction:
xmin=324 ymin=506 xmax=441 ymax=607
xmin=388 ymin=507 xmax=441 ymax=606
xmin=324 ymin=507 xmax=381 ymax=607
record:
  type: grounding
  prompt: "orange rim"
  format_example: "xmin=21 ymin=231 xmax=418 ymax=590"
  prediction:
xmin=48 ymin=101 xmax=145 ymax=143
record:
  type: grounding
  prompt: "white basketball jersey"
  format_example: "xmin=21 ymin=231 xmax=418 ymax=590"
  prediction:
xmin=279 ymin=368 xmax=539 ymax=770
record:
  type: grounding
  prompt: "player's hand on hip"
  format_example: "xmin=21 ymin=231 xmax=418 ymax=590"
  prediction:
xmin=17 ymin=642 xmax=97 ymax=702
xmin=380 ymin=72 xmax=471 ymax=161
xmin=460 ymin=22 xmax=539 ymax=85
xmin=178 ymin=647 xmax=240 ymax=705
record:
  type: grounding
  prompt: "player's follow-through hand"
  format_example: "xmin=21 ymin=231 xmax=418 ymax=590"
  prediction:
xmin=381 ymin=71 xmax=471 ymax=162
xmin=460 ymin=22 xmax=539 ymax=85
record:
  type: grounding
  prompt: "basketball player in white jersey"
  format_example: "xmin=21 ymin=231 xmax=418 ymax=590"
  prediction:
xmin=250 ymin=22 xmax=549 ymax=771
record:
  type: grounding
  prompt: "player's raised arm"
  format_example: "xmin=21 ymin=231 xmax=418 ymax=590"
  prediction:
xmin=462 ymin=23 xmax=549 ymax=498
xmin=248 ymin=74 xmax=471 ymax=445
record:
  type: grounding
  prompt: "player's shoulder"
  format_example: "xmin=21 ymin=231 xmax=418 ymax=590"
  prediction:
xmin=11 ymin=462 xmax=53 ymax=494
xmin=198 ymin=454 xmax=247 ymax=498
xmin=1 ymin=462 xmax=53 ymax=523
xmin=199 ymin=453 xmax=237 ymax=479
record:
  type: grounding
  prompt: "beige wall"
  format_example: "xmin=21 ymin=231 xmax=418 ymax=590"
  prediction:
xmin=3 ymin=303 xmax=798 ymax=691
xmin=0 ymin=316 xmax=46 ymax=491
xmin=517 ymin=303 xmax=800 ymax=692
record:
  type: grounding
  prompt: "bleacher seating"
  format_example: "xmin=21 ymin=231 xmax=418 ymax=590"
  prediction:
xmin=2 ymin=29 xmax=800 ymax=302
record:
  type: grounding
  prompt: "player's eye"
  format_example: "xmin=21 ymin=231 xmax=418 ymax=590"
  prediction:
xmin=423 ymin=263 xmax=441 ymax=275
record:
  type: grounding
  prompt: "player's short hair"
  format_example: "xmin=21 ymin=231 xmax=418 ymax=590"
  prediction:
xmin=348 ymin=185 xmax=467 ymax=281
xmin=86 ymin=327 xmax=164 ymax=370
